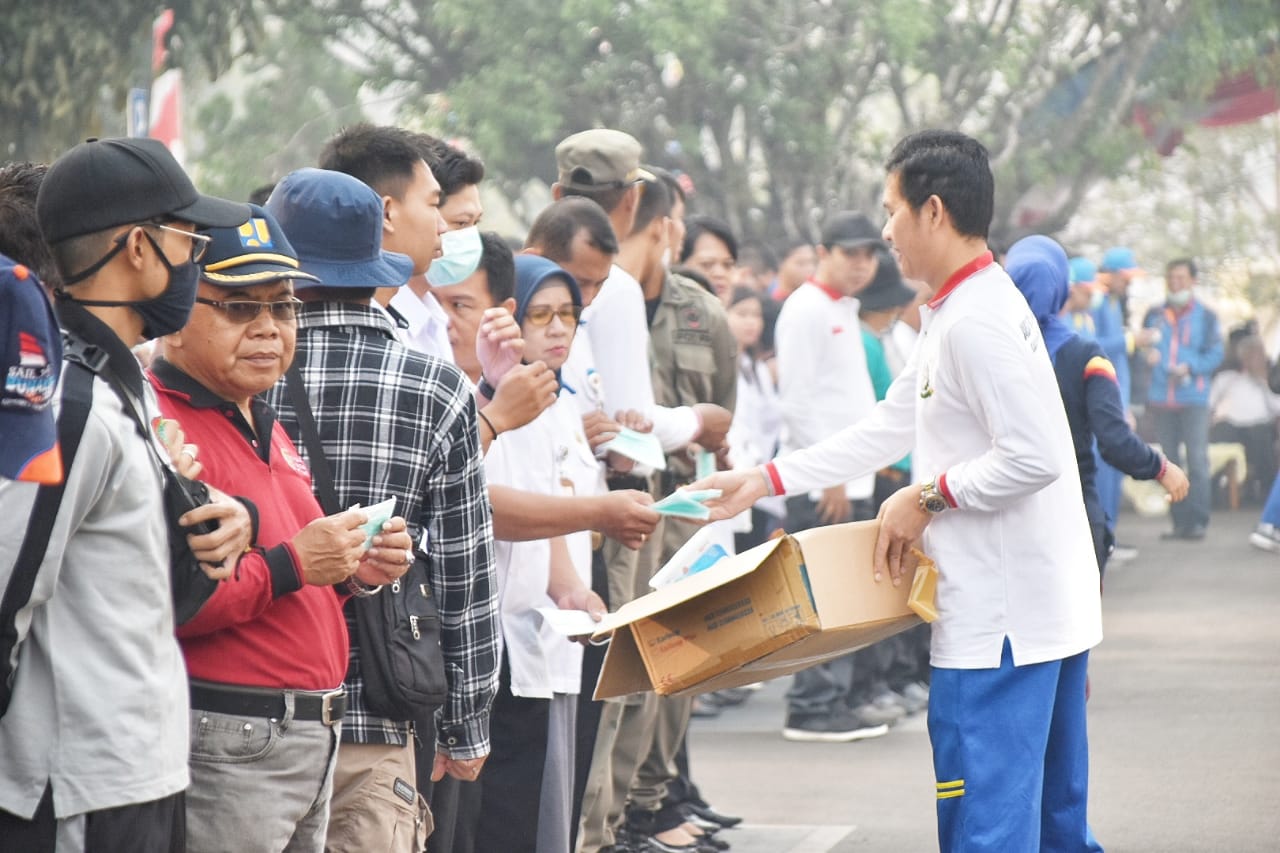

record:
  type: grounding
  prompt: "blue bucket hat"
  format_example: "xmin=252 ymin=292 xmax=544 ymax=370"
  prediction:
xmin=0 ymin=255 xmax=63 ymax=484
xmin=199 ymin=204 xmax=319 ymax=286
xmin=265 ymin=168 xmax=414 ymax=289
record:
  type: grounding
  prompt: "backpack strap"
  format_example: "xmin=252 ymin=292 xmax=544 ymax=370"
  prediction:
xmin=0 ymin=360 xmax=96 ymax=714
xmin=284 ymin=363 xmax=340 ymax=516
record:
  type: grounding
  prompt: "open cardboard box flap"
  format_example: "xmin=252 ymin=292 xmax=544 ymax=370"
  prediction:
xmin=590 ymin=535 xmax=790 ymax=640
xmin=593 ymin=519 xmax=925 ymax=700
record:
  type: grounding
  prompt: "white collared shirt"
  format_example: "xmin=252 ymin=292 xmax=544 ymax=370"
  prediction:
xmin=582 ymin=265 xmax=699 ymax=452
xmin=775 ymin=281 xmax=877 ymax=500
xmin=772 ymin=261 xmax=1102 ymax=669
xmin=390 ymin=281 xmax=454 ymax=362
xmin=484 ymin=392 xmax=597 ymax=697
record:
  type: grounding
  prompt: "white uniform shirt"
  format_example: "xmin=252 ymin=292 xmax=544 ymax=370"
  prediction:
xmin=775 ymin=280 xmax=877 ymax=500
xmin=545 ymin=391 xmax=602 ymax=694
xmin=484 ymin=392 xmax=595 ymax=697
xmin=390 ymin=282 xmax=454 ymax=362
xmin=770 ymin=257 xmax=1103 ymax=669
xmin=582 ymin=264 xmax=698 ymax=452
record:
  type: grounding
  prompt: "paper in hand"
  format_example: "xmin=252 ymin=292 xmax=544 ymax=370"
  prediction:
xmin=536 ymin=607 xmax=603 ymax=637
xmin=600 ymin=428 xmax=667 ymax=471
xmin=653 ymin=488 xmax=723 ymax=520
xmin=355 ymin=497 xmax=397 ymax=551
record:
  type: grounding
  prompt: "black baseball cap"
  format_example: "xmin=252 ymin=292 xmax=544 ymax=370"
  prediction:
xmin=820 ymin=211 xmax=886 ymax=251
xmin=36 ymin=137 xmax=249 ymax=245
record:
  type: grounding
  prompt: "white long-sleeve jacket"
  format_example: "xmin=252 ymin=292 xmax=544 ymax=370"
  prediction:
xmin=768 ymin=256 xmax=1102 ymax=669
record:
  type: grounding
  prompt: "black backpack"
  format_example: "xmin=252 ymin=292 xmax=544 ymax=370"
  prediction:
xmin=0 ymin=339 xmax=219 ymax=716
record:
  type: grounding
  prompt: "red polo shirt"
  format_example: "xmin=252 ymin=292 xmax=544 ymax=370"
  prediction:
xmin=150 ymin=359 xmax=349 ymax=691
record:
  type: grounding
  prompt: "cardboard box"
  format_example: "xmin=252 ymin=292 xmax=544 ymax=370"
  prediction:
xmin=592 ymin=519 xmax=925 ymax=699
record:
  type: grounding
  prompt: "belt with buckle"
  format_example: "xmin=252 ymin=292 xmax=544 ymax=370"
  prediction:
xmin=190 ymin=682 xmax=347 ymax=726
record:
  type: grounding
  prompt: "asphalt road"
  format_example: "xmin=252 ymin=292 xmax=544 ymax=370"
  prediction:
xmin=686 ymin=507 xmax=1280 ymax=852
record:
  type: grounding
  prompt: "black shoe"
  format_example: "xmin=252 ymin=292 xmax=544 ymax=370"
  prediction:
xmin=782 ymin=709 xmax=891 ymax=742
xmin=1161 ymin=526 xmax=1206 ymax=541
xmin=681 ymin=800 xmax=743 ymax=829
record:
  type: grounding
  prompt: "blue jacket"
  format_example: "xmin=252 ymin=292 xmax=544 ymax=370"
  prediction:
xmin=1007 ymin=237 xmax=1163 ymax=532
xmin=1142 ymin=300 xmax=1222 ymax=408
xmin=1091 ymin=294 xmax=1130 ymax=409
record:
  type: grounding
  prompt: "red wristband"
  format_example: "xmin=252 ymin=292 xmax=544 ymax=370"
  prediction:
xmin=763 ymin=461 xmax=786 ymax=497
xmin=937 ymin=472 xmax=959 ymax=509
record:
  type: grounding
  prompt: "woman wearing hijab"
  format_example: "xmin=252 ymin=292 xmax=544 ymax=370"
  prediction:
xmin=1006 ymin=236 xmax=1188 ymax=575
xmin=470 ymin=255 xmax=605 ymax=853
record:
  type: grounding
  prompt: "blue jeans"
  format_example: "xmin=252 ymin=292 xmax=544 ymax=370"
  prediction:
xmin=1261 ymin=473 xmax=1280 ymax=528
xmin=929 ymin=641 xmax=1102 ymax=853
xmin=1152 ymin=404 xmax=1211 ymax=531
xmin=1093 ymin=454 xmax=1123 ymax=531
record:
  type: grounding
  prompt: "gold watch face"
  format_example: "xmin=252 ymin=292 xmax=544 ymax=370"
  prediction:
xmin=923 ymin=492 xmax=948 ymax=513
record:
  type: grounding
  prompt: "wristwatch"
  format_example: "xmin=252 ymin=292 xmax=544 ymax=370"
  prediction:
xmin=919 ymin=480 xmax=950 ymax=515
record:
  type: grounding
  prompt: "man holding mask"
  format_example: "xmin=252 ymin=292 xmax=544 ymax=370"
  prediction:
xmin=148 ymin=205 xmax=415 ymax=852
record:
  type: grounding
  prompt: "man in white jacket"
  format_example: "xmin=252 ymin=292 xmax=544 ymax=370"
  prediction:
xmin=696 ymin=130 xmax=1103 ymax=853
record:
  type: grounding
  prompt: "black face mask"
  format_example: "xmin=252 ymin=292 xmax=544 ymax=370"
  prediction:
xmin=59 ymin=229 xmax=200 ymax=340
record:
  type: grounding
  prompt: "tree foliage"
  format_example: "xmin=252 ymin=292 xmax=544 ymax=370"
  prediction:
xmin=0 ymin=0 xmax=259 ymax=162
xmin=7 ymin=0 xmax=1278 ymax=249
xmin=280 ymin=0 xmax=1279 ymax=242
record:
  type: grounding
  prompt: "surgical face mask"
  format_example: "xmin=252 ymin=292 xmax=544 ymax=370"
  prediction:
xmin=1167 ymin=289 xmax=1192 ymax=308
xmin=61 ymin=229 xmax=201 ymax=339
xmin=425 ymin=226 xmax=483 ymax=286
xmin=1089 ymin=290 xmax=1106 ymax=311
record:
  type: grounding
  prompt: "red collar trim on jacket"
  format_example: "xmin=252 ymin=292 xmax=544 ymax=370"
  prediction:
xmin=926 ymin=251 xmax=995 ymax=309
xmin=805 ymin=278 xmax=846 ymax=302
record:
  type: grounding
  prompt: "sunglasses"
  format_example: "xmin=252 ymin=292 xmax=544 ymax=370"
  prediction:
xmin=523 ymin=304 xmax=583 ymax=327
xmin=195 ymin=296 xmax=302 ymax=324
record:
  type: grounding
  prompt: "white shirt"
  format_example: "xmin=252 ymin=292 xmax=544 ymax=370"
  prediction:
xmin=582 ymin=264 xmax=699 ymax=452
xmin=1210 ymin=369 xmax=1280 ymax=428
xmin=484 ymin=392 xmax=595 ymax=697
xmin=731 ymin=355 xmax=785 ymax=518
xmin=390 ymin=282 xmax=454 ymax=362
xmin=771 ymin=259 xmax=1102 ymax=669
xmin=546 ymin=392 xmax=602 ymax=694
xmin=775 ymin=281 xmax=877 ymax=500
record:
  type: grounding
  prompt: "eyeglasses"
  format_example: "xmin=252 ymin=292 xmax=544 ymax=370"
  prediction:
xmin=195 ymin=296 xmax=302 ymax=324
xmin=148 ymin=221 xmax=212 ymax=263
xmin=523 ymin=304 xmax=583 ymax=327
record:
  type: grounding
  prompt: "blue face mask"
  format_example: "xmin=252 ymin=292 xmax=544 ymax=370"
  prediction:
xmin=425 ymin=226 xmax=482 ymax=286
xmin=1089 ymin=290 xmax=1106 ymax=311
xmin=1168 ymin=289 xmax=1192 ymax=308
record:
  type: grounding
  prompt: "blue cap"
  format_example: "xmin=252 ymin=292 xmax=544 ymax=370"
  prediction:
xmin=200 ymin=204 xmax=319 ymax=287
xmin=1100 ymin=247 xmax=1139 ymax=272
xmin=265 ymin=168 xmax=414 ymax=289
xmin=0 ymin=255 xmax=63 ymax=484
xmin=1068 ymin=257 xmax=1097 ymax=285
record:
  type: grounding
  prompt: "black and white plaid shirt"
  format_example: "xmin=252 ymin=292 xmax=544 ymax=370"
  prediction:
xmin=265 ymin=301 xmax=499 ymax=757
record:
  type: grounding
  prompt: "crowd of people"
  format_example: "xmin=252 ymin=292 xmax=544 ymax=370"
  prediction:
xmin=0 ymin=120 xmax=1274 ymax=853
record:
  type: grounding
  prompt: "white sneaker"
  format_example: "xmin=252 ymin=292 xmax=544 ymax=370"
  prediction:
xmin=1248 ymin=524 xmax=1280 ymax=553
xmin=1110 ymin=544 xmax=1139 ymax=564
